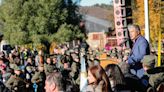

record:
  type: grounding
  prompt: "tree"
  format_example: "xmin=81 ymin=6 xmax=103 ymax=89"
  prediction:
xmin=0 ymin=0 xmax=84 ymax=49
xmin=133 ymin=0 xmax=163 ymax=47
xmin=53 ymin=23 xmax=85 ymax=44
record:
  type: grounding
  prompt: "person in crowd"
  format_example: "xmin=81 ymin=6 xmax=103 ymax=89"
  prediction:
xmin=25 ymin=57 xmax=35 ymax=81
xmin=31 ymin=65 xmax=46 ymax=92
xmin=127 ymin=24 xmax=150 ymax=78
xmin=5 ymin=65 xmax=28 ymax=92
xmin=0 ymin=58 xmax=12 ymax=83
xmin=87 ymin=54 xmax=99 ymax=68
xmin=0 ymin=58 xmax=7 ymax=81
xmin=0 ymin=81 xmax=11 ymax=92
xmin=44 ymin=56 xmax=57 ymax=76
xmin=70 ymin=53 xmax=80 ymax=81
xmin=44 ymin=71 xmax=65 ymax=92
xmin=105 ymin=64 xmax=129 ymax=92
xmin=22 ymin=48 xmax=29 ymax=65
xmin=142 ymin=55 xmax=164 ymax=91
xmin=118 ymin=61 xmax=147 ymax=92
xmin=122 ymin=48 xmax=131 ymax=62
xmin=105 ymin=42 xmax=111 ymax=51
xmin=61 ymin=56 xmax=79 ymax=92
xmin=35 ymin=50 xmax=44 ymax=66
xmin=0 ymin=51 xmax=10 ymax=66
xmin=51 ymin=55 xmax=58 ymax=66
xmin=85 ymin=65 xmax=112 ymax=92
xmin=8 ymin=53 xmax=14 ymax=63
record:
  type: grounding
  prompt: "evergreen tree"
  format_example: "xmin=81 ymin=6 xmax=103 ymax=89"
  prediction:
xmin=0 ymin=0 xmax=84 ymax=48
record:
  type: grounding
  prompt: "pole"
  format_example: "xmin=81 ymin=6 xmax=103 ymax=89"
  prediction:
xmin=157 ymin=0 xmax=162 ymax=66
xmin=144 ymin=0 xmax=150 ymax=42
xmin=80 ymin=53 xmax=87 ymax=91
xmin=157 ymin=29 xmax=161 ymax=66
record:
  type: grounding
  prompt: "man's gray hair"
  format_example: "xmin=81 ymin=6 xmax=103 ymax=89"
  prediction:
xmin=46 ymin=71 xmax=64 ymax=91
xmin=127 ymin=24 xmax=141 ymax=32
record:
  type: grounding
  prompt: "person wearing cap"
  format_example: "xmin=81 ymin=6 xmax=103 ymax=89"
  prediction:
xmin=5 ymin=65 xmax=27 ymax=92
xmin=44 ymin=56 xmax=57 ymax=76
xmin=142 ymin=55 xmax=156 ymax=71
xmin=142 ymin=55 xmax=164 ymax=90
xmin=118 ymin=61 xmax=147 ymax=92
xmin=31 ymin=65 xmax=46 ymax=92
xmin=51 ymin=54 xmax=59 ymax=68
xmin=70 ymin=53 xmax=80 ymax=85
xmin=127 ymin=24 xmax=150 ymax=78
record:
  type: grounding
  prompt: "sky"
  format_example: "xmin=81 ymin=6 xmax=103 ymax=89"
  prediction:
xmin=73 ymin=0 xmax=112 ymax=6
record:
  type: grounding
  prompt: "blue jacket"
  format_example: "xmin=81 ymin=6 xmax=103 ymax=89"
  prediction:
xmin=128 ymin=35 xmax=150 ymax=70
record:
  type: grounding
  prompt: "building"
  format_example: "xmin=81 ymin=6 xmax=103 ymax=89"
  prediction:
xmin=79 ymin=6 xmax=117 ymax=49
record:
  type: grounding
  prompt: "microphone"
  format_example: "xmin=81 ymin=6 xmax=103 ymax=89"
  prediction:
xmin=119 ymin=38 xmax=130 ymax=47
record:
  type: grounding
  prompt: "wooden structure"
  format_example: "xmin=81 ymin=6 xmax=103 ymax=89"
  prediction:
xmin=99 ymin=53 xmax=118 ymax=68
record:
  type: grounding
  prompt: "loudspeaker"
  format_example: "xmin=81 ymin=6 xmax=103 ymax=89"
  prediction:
xmin=116 ymin=28 xmax=128 ymax=38
xmin=116 ymin=29 xmax=129 ymax=46
xmin=114 ymin=0 xmax=125 ymax=7
xmin=116 ymin=29 xmax=124 ymax=39
xmin=114 ymin=7 xmax=126 ymax=17
xmin=114 ymin=18 xmax=127 ymax=28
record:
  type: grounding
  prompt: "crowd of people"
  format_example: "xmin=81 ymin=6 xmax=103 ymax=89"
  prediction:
xmin=0 ymin=24 xmax=164 ymax=92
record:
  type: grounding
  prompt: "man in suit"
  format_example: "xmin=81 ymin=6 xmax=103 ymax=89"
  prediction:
xmin=127 ymin=24 xmax=150 ymax=78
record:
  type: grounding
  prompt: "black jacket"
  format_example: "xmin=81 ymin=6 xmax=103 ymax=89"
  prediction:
xmin=0 ymin=81 xmax=11 ymax=92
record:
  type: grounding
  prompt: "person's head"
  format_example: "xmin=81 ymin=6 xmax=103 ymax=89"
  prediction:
xmin=118 ymin=61 xmax=130 ymax=75
xmin=51 ymin=55 xmax=57 ymax=64
xmin=88 ymin=65 xmax=112 ymax=92
xmin=9 ymin=53 xmax=13 ymax=60
xmin=0 ymin=51 xmax=5 ymax=58
xmin=13 ymin=66 xmax=21 ymax=75
xmin=38 ymin=50 xmax=43 ymax=56
xmin=128 ymin=24 xmax=141 ymax=41
xmin=71 ymin=53 xmax=79 ymax=62
xmin=27 ymin=57 xmax=32 ymax=64
xmin=0 ymin=58 xmax=4 ymax=65
xmin=142 ymin=55 xmax=156 ymax=71
xmin=46 ymin=57 xmax=52 ymax=64
xmin=105 ymin=64 xmax=125 ymax=89
xmin=45 ymin=72 xmax=64 ymax=92
xmin=38 ymin=65 xmax=44 ymax=72
xmin=117 ymin=51 xmax=123 ymax=63
xmin=89 ymin=54 xmax=94 ymax=61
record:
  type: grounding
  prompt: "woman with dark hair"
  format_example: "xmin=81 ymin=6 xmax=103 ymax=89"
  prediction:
xmin=105 ymin=64 xmax=130 ymax=92
xmin=85 ymin=65 xmax=112 ymax=92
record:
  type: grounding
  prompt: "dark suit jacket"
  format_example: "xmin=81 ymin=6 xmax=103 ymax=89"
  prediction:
xmin=128 ymin=35 xmax=150 ymax=70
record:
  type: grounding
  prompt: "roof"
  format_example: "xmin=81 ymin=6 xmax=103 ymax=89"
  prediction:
xmin=79 ymin=6 xmax=114 ymax=20
xmin=84 ymin=14 xmax=112 ymax=28
xmin=84 ymin=15 xmax=112 ymax=33
xmin=79 ymin=6 xmax=114 ymax=33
